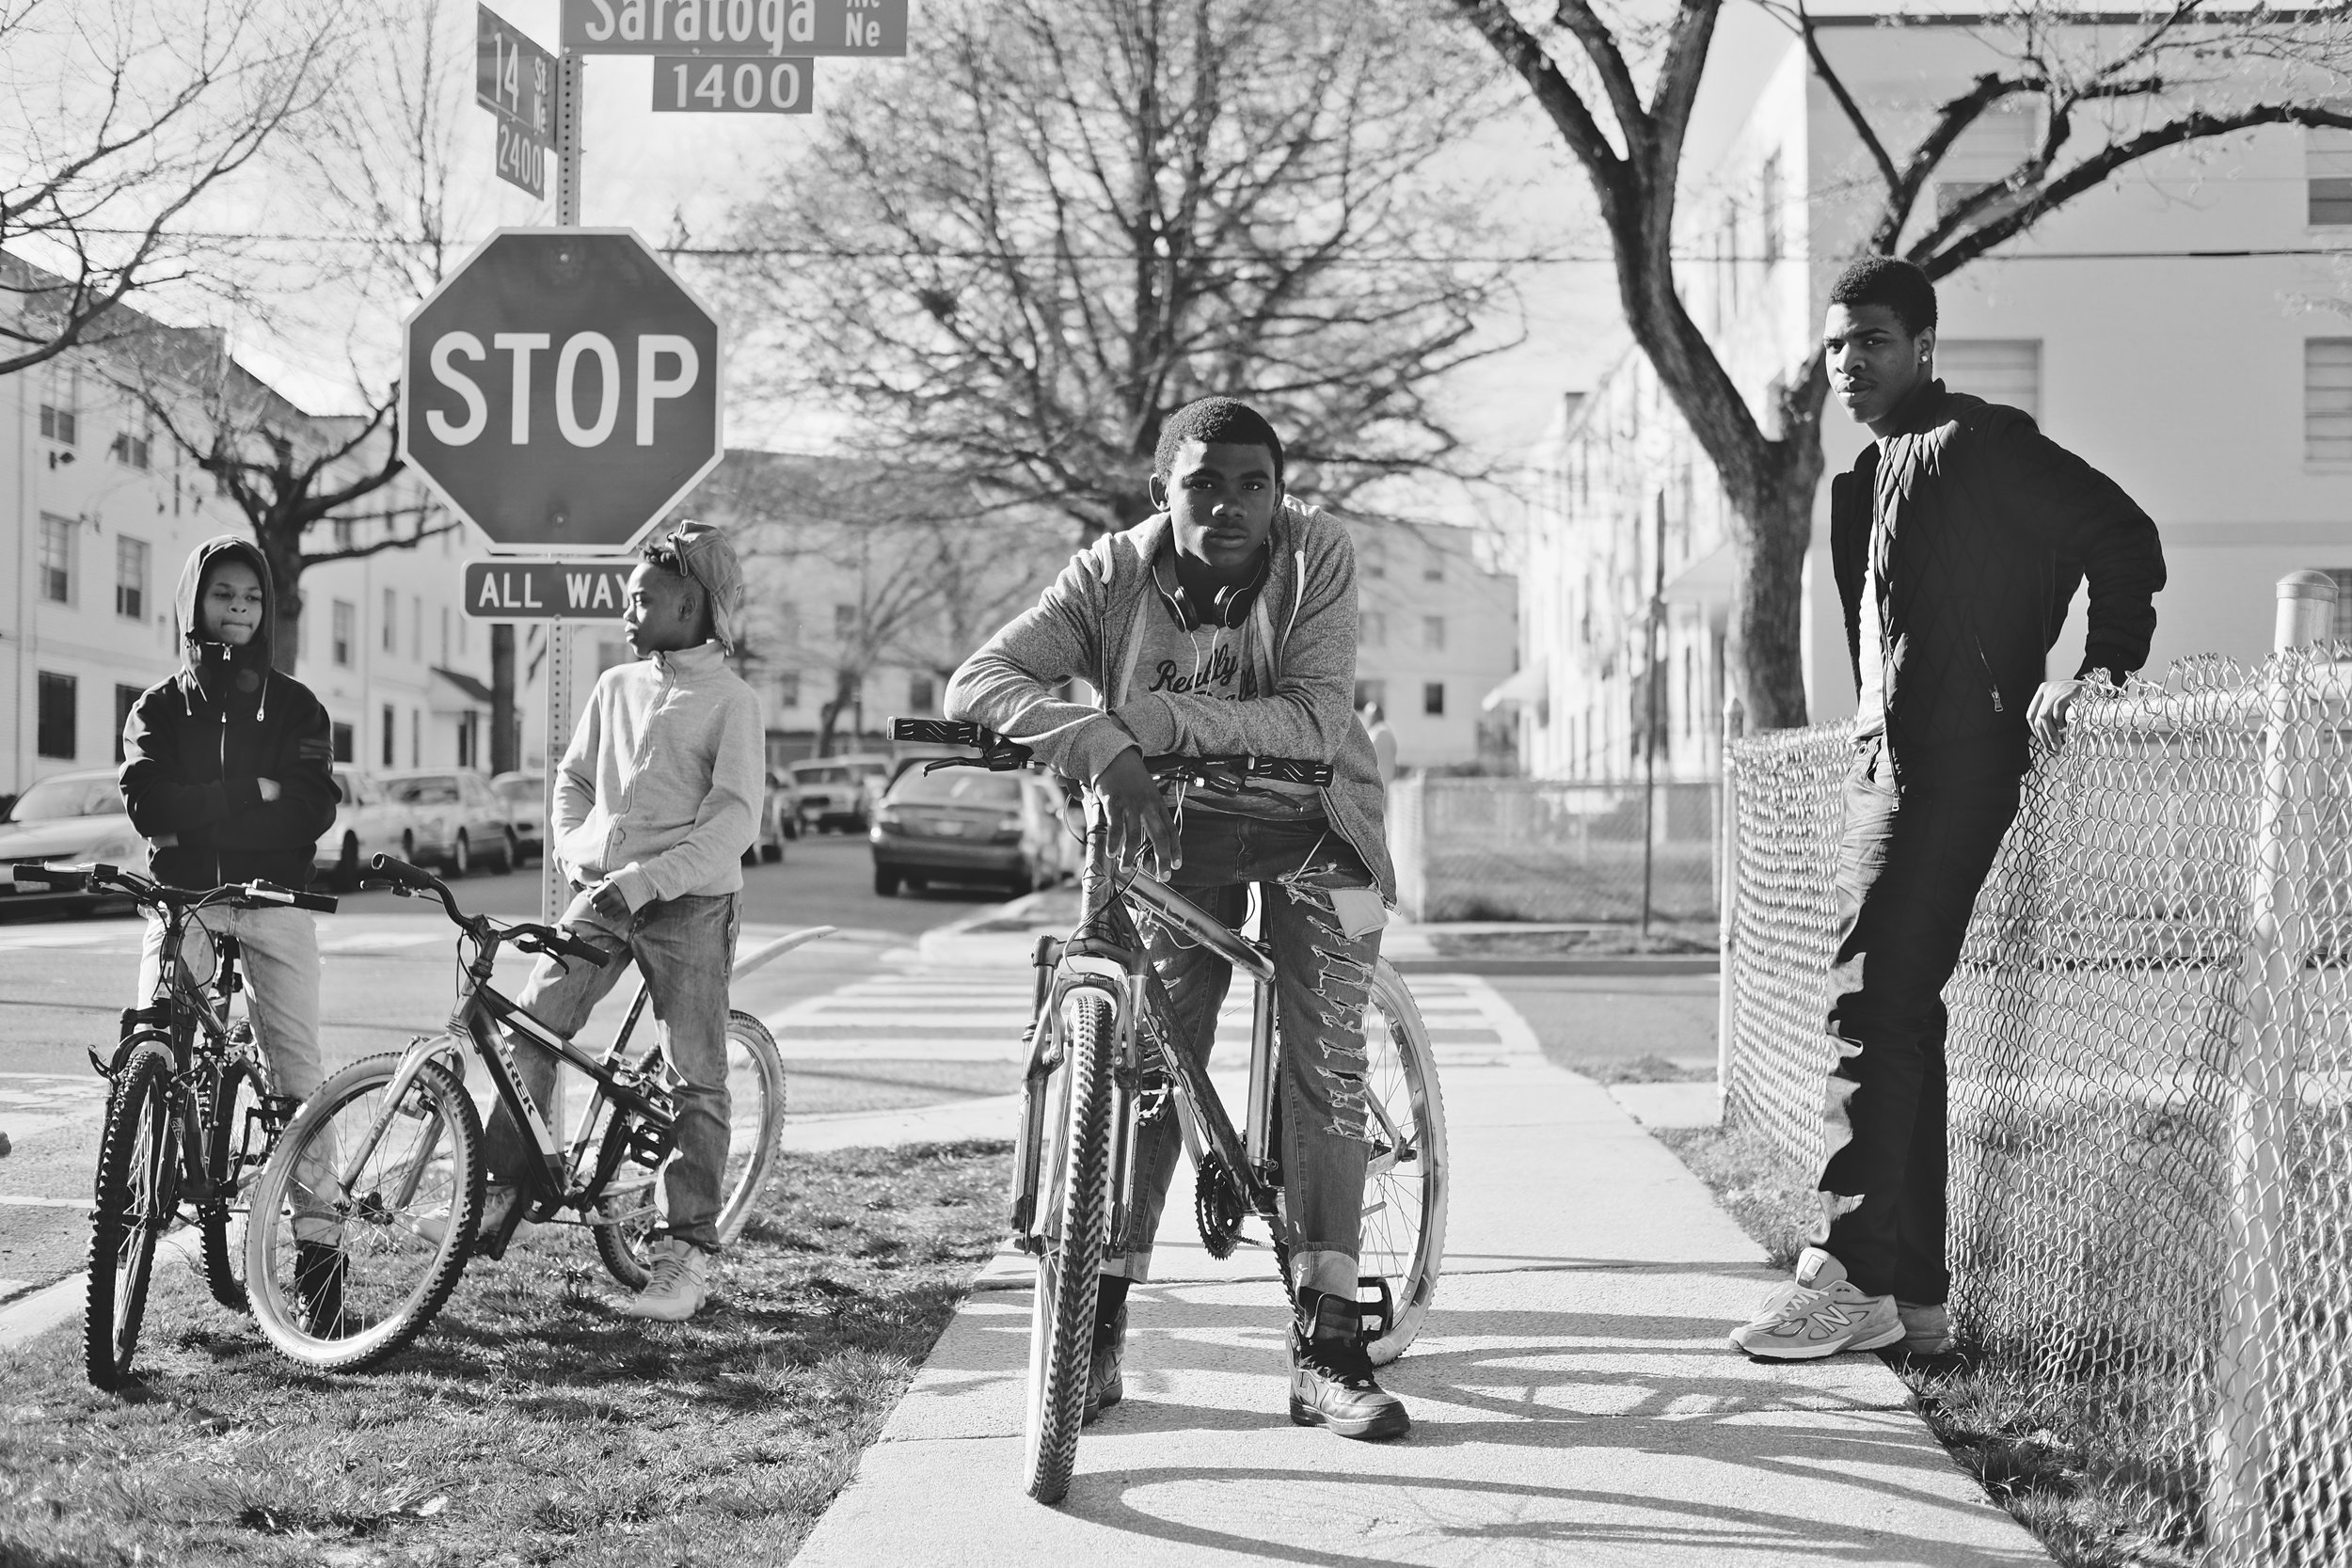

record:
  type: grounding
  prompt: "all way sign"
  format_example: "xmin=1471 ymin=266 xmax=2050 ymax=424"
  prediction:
xmin=464 ymin=560 xmax=635 ymax=619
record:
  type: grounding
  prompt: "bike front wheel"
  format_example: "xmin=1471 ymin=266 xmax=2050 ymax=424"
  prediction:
xmin=1022 ymin=989 xmax=1115 ymax=1506
xmin=245 ymin=1053 xmax=482 ymax=1372
xmin=593 ymin=1008 xmax=788 ymax=1289
xmin=1354 ymin=959 xmax=1449 ymax=1365
xmin=86 ymin=1042 xmax=181 ymax=1389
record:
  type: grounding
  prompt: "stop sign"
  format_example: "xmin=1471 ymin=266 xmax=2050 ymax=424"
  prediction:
xmin=400 ymin=228 xmax=723 ymax=552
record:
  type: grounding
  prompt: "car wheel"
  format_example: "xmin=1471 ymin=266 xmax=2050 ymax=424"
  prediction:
xmin=873 ymin=867 xmax=899 ymax=896
xmin=1008 ymin=861 xmax=1036 ymax=897
xmin=334 ymin=834 xmax=360 ymax=894
xmin=452 ymin=831 xmax=471 ymax=879
xmin=501 ymin=830 xmax=519 ymax=873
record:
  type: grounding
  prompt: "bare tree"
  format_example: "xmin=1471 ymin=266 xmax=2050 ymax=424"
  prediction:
xmin=1453 ymin=0 xmax=2352 ymax=727
xmin=0 ymin=0 xmax=340 ymax=376
xmin=722 ymin=0 xmax=1521 ymax=540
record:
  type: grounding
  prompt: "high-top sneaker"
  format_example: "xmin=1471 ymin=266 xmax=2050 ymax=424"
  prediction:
xmin=1288 ymin=1291 xmax=1409 ymax=1440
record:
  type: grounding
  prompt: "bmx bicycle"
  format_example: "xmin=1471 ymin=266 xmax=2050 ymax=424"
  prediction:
xmin=890 ymin=720 xmax=1449 ymax=1505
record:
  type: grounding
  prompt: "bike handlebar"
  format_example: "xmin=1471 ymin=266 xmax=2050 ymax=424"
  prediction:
xmin=9 ymin=862 xmax=338 ymax=913
xmin=367 ymin=853 xmax=614 ymax=967
xmin=888 ymin=717 xmax=1333 ymax=789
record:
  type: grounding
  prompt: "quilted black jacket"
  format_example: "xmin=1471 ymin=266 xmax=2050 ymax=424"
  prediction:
xmin=1830 ymin=380 xmax=2167 ymax=784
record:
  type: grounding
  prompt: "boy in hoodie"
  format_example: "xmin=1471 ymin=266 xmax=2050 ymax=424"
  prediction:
xmin=464 ymin=520 xmax=763 ymax=1323
xmin=946 ymin=396 xmax=1408 ymax=1441
xmin=119 ymin=536 xmax=342 ymax=1330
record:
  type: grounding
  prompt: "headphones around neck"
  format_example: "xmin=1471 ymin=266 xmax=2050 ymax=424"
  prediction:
xmin=1162 ymin=546 xmax=1272 ymax=632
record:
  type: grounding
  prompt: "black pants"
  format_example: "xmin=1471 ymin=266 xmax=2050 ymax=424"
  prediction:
xmin=1819 ymin=737 xmax=2021 ymax=1303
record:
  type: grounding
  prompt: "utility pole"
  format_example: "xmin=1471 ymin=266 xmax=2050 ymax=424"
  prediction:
xmin=1640 ymin=495 xmax=1665 ymax=940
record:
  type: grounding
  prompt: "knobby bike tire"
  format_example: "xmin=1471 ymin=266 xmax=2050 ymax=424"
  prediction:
xmin=593 ymin=1009 xmax=788 ymax=1290
xmin=244 ymin=1053 xmax=483 ymax=1373
xmin=1022 ymin=990 xmax=1114 ymax=1506
xmin=200 ymin=1054 xmax=262 ymax=1312
xmin=86 ymin=1042 xmax=180 ymax=1389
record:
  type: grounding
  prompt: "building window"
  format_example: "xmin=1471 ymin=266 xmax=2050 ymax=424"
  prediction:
xmin=411 ymin=708 xmax=421 ymax=767
xmin=2311 ymin=123 xmax=2352 ymax=224
xmin=37 ymin=672 xmax=76 ymax=758
xmin=381 ymin=704 xmax=396 ymax=767
xmin=331 ymin=721 xmax=355 ymax=763
xmin=1422 ymin=615 xmax=1446 ymax=652
xmin=776 ymin=672 xmax=801 ymax=708
xmin=412 ymin=595 xmax=422 ymax=663
xmin=440 ymin=606 xmax=452 ymax=666
xmin=2308 ymin=341 xmax=2352 ymax=463
xmin=109 ymin=431 xmax=151 ymax=468
xmin=907 ymin=674 xmax=935 ymax=711
xmin=834 ymin=603 xmax=857 ymax=639
xmin=38 ymin=514 xmax=74 ymax=605
xmin=1355 ymin=678 xmax=1387 ymax=712
xmin=38 ymin=404 xmax=77 ymax=445
xmin=1359 ymin=537 xmax=1386 ymax=579
xmin=114 ymin=684 xmax=142 ymax=763
xmin=1423 ymin=548 xmax=1444 ymax=582
xmin=333 ymin=600 xmax=356 ymax=666
xmin=1362 ymin=610 xmax=1387 ymax=647
xmin=334 ymin=517 xmax=356 ymax=551
xmin=383 ymin=588 xmax=397 ymax=653
xmin=115 ymin=536 xmax=148 ymax=621
xmin=1422 ymin=681 xmax=1445 ymax=717
xmin=1938 ymin=340 xmax=2042 ymax=422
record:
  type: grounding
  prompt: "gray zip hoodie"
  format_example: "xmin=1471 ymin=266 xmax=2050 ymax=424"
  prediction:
xmin=945 ymin=499 xmax=1393 ymax=900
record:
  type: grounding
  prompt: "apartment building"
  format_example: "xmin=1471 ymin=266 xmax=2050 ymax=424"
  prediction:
xmin=1514 ymin=11 xmax=2352 ymax=780
xmin=1352 ymin=516 xmax=1518 ymax=771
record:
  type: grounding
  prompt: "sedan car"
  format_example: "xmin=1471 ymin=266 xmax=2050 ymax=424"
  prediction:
xmin=869 ymin=765 xmax=1065 ymax=896
xmin=315 ymin=768 xmax=415 ymax=891
xmin=379 ymin=768 xmax=517 ymax=877
xmin=790 ymin=755 xmax=890 ymax=833
xmin=0 ymin=768 xmax=150 ymax=911
xmin=490 ymin=771 xmax=546 ymax=864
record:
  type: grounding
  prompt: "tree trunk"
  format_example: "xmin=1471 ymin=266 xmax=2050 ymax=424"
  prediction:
xmin=255 ymin=519 xmax=308 ymax=677
xmin=1728 ymin=473 xmax=1819 ymax=731
xmin=490 ymin=625 xmax=517 ymax=774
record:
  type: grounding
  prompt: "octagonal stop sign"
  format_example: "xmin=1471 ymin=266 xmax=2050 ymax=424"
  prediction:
xmin=401 ymin=228 xmax=722 ymax=552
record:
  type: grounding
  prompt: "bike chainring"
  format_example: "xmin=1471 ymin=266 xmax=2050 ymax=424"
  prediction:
xmin=1194 ymin=1152 xmax=1248 ymax=1259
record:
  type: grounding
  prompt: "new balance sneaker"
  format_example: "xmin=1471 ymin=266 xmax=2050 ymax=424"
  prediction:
xmin=1728 ymin=1246 xmax=1904 ymax=1359
xmin=624 ymin=1238 xmax=712 ymax=1322
xmin=1288 ymin=1292 xmax=1410 ymax=1440
xmin=1083 ymin=1304 xmax=1125 ymax=1424
xmin=1896 ymin=1300 xmax=1956 ymax=1356
xmin=414 ymin=1185 xmax=537 ymax=1250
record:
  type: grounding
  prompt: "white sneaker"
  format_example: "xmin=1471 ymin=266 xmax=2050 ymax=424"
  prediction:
xmin=414 ymin=1185 xmax=538 ymax=1249
xmin=623 ymin=1239 xmax=711 ymax=1322
xmin=1728 ymin=1246 xmax=1903 ymax=1359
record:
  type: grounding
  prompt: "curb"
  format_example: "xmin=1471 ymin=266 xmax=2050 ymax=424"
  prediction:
xmin=1391 ymin=955 xmax=1719 ymax=976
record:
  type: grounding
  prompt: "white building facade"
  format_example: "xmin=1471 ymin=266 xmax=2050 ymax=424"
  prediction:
xmin=1516 ymin=13 xmax=2352 ymax=779
xmin=1353 ymin=516 xmax=1519 ymax=771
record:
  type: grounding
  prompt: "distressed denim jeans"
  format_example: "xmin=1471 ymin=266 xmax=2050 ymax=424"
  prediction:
xmin=1820 ymin=737 xmax=2020 ymax=1302
xmin=481 ymin=890 xmax=739 ymax=1254
xmin=1110 ymin=812 xmax=1383 ymax=1302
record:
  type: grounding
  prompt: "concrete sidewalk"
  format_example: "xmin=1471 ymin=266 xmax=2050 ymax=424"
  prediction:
xmin=792 ymin=1056 xmax=2051 ymax=1567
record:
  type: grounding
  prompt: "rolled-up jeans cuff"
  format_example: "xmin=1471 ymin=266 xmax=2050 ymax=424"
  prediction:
xmin=1289 ymin=1247 xmax=1356 ymax=1301
xmin=1100 ymin=1252 xmax=1152 ymax=1284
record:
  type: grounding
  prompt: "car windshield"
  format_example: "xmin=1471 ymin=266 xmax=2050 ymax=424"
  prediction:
xmin=391 ymin=778 xmax=458 ymax=804
xmin=7 ymin=776 xmax=118 ymax=822
xmin=492 ymin=778 xmax=538 ymax=802
xmin=886 ymin=771 xmax=1022 ymax=807
xmin=794 ymin=767 xmax=851 ymax=785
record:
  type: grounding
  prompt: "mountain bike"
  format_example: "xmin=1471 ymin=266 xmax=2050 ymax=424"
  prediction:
xmin=10 ymin=862 xmax=336 ymax=1389
xmin=241 ymin=854 xmax=820 ymax=1372
xmin=889 ymin=720 xmax=1449 ymax=1505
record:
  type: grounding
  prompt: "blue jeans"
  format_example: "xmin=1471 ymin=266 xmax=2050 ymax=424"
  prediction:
xmin=1112 ymin=812 xmax=1384 ymax=1302
xmin=481 ymin=890 xmax=739 ymax=1253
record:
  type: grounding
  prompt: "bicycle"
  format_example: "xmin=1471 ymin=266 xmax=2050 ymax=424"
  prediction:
xmin=9 ymin=861 xmax=336 ymax=1390
xmin=241 ymin=854 xmax=821 ymax=1372
xmin=889 ymin=720 xmax=1449 ymax=1505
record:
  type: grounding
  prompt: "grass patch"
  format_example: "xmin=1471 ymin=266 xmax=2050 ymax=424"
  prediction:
xmin=0 ymin=1139 xmax=1011 ymax=1568
xmin=1650 ymin=1120 xmax=2202 ymax=1567
xmin=1571 ymin=1053 xmax=1717 ymax=1086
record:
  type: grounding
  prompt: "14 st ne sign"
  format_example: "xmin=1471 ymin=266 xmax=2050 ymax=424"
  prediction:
xmin=400 ymin=228 xmax=723 ymax=553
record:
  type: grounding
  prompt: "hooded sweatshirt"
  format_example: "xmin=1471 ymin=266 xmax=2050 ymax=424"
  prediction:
xmin=119 ymin=536 xmax=339 ymax=890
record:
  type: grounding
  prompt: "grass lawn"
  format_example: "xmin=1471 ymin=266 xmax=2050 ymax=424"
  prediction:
xmin=0 ymin=1140 xmax=1011 ymax=1568
xmin=1654 ymin=1120 xmax=2204 ymax=1568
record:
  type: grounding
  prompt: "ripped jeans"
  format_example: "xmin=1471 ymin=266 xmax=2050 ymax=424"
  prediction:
xmin=1109 ymin=811 xmax=1383 ymax=1303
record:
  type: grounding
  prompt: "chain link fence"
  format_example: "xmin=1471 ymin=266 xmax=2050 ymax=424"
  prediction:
xmin=1389 ymin=775 xmax=1718 ymax=924
xmin=1723 ymin=586 xmax=2352 ymax=1565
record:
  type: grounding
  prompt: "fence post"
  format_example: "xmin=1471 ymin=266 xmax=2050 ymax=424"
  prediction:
xmin=2211 ymin=569 xmax=2336 ymax=1563
xmin=1716 ymin=696 xmax=1745 ymax=1116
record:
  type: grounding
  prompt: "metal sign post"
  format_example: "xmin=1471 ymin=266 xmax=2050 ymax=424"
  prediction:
xmin=543 ymin=44 xmax=586 ymax=926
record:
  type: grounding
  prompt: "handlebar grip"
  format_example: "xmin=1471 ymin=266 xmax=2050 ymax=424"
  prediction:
xmin=10 ymin=863 xmax=89 ymax=891
xmin=892 ymin=716 xmax=983 ymax=746
xmin=557 ymin=929 xmax=616 ymax=966
xmin=369 ymin=853 xmax=437 ymax=891
xmin=245 ymin=880 xmax=339 ymax=913
xmin=1246 ymin=757 xmax=1333 ymax=788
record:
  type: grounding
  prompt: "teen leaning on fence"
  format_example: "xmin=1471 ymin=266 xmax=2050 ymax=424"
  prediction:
xmin=1729 ymin=257 xmax=2168 ymax=1360
xmin=419 ymin=521 xmax=765 ymax=1324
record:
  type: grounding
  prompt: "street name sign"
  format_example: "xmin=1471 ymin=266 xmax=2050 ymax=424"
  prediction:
xmin=401 ymin=229 xmax=723 ymax=555
xmin=477 ymin=5 xmax=554 ymax=198
xmin=653 ymin=55 xmax=814 ymax=112
xmin=463 ymin=560 xmax=634 ymax=619
xmin=562 ymin=0 xmax=905 ymax=56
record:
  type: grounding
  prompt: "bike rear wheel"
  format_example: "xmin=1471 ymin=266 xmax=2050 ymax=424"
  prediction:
xmin=245 ymin=1053 xmax=482 ymax=1372
xmin=86 ymin=1042 xmax=180 ymax=1389
xmin=200 ymin=1053 xmax=264 ymax=1312
xmin=1022 ymin=990 xmax=1114 ymax=1506
xmin=593 ymin=1008 xmax=788 ymax=1289
xmin=1353 ymin=959 xmax=1448 ymax=1365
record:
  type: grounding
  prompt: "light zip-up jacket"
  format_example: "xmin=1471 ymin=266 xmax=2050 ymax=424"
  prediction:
xmin=554 ymin=641 xmax=764 ymax=911
xmin=946 ymin=499 xmax=1394 ymax=900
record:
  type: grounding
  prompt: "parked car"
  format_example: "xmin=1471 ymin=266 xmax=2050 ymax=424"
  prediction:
xmin=379 ymin=768 xmax=517 ymax=877
xmin=790 ymin=754 xmax=891 ymax=833
xmin=0 ymin=768 xmax=150 ymax=911
xmin=315 ymin=768 xmax=415 ymax=891
xmin=868 ymin=764 xmax=1066 ymax=896
xmin=744 ymin=769 xmax=797 ymax=864
xmin=489 ymin=771 xmax=546 ymax=864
